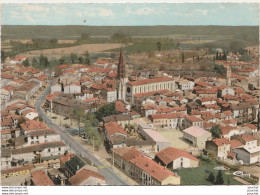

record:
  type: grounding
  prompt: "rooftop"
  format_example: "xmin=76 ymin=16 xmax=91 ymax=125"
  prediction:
xmin=156 ymin=147 xmax=199 ymax=165
xmin=183 ymin=126 xmax=211 ymax=138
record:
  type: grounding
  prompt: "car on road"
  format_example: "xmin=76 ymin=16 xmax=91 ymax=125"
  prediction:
xmin=64 ymin=117 xmax=69 ymax=120
xmin=51 ymin=116 xmax=57 ymax=119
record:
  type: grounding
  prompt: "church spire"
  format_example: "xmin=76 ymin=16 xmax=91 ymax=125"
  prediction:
xmin=117 ymin=46 xmax=125 ymax=79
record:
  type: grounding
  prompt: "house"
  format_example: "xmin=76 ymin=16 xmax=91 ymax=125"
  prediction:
xmin=104 ymin=122 xmax=127 ymax=149
xmin=138 ymin=129 xmax=170 ymax=152
xmin=176 ymin=80 xmax=194 ymax=91
xmin=125 ymin=137 xmax=156 ymax=154
xmin=231 ymin=102 xmax=259 ymax=124
xmin=64 ymin=83 xmax=81 ymax=94
xmin=30 ymin=170 xmax=55 ymax=186
xmin=115 ymin=100 xmax=129 ymax=114
xmin=183 ymin=126 xmax=212 ymax=149
xmin=142 ymin=104 xmax=158 ymax=118
xmin=183 ymin=115 xmax=203 ymax=129
xmin=149 ymin=113 xmax=186 ymax=130
xmin=206 ymin=138 xmax=231 ymax=160
xmin=63 ymin=155 xmax=88 ymax=179
xmin=51 ymin=84 xmax=62 ymax=94
xmin=154 ymin=147 xmax=199 ymax=169
xmin=68 ymin=169 xmax=106 ymax=186
xmin=234 ymin=145 xmax=260 ymax=164
xmin=11 ymin=141 xmax=67 ymax=163
xmin=14 ymin=81 xmax=40 ymax=101
xmin=218 ymin=86 xmax=235 ymax=97
xmin=103 ymin=114 xmax=133 ymax=128
xmin=100 ymin=88 xmax=117 ymax=102
xmin=21 ymin=110 xmax=38 ymax=120
xmin=112 ymin=147 xmax=181 ymax=185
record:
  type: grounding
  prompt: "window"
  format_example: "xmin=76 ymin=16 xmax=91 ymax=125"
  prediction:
xmin=48 ymin=149 xmax=51 ymax=152
xmin=36 ymin=136 xmax=39 ymax=139
xmin=44 ymin=135 xmax=47 ymax=138
xmin=31 ymin=136 xmax=34 ymax=139
xmin=59 ymin=147 xmax=61 ymax=151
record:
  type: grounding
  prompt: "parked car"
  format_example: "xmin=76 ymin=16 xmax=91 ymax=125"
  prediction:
xmin=64 ymin=117 xmax=69 ymax=120
xmin=51 ymin=116 xmax=57 ymax=119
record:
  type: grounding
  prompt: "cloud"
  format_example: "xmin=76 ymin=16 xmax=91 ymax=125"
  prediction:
xmin=136 ymin=7 xmax=160 ymax=16
xmin=24 ymin=13 xmax=36 ymax=23
xmin=219 ymin=5 xmax=225 ymax=9
xmin=194 ymin=9 xmax=208 ymax=16
xmin=21 ymin=4 xmax=50 ymax=12
xmin=97 ymin=8 xmax=114 ymax=17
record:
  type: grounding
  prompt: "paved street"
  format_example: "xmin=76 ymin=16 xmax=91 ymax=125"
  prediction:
xmin=34 ymin=80 xmax=128 ymax=186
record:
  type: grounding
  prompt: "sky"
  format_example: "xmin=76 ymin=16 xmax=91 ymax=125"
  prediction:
xmin=1 ymin=3 xmax=259 ymax=26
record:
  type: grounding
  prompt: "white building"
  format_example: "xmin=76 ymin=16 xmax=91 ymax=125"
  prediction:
xmin=64 ymin=83 xmax=81 ymax=94
xmin=51 ymin=84 xmax=62 ymax=94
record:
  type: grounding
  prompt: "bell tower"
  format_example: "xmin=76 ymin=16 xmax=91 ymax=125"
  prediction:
xmin=117 ymin=47 xmax=128 ymax=101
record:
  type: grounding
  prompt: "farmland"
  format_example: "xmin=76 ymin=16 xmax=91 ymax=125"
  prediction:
xmin=18 ymin=43 xmax=125 ymax=59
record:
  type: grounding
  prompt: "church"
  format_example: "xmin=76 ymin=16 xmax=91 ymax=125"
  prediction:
xmin=116 ymin=47 xmax=176 ymax=105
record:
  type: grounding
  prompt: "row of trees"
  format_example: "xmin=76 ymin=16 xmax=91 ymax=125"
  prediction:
xmin=59 ymin=51 xmax=90 ymax=65
xmin=208 ymin=171 xmax=224 ymax=185
xmin=72 ymin=102 xmax=118 ymax=150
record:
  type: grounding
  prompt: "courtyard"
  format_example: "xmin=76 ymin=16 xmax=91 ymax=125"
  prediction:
xmin=157 ymin=128 xmax=191 ymax=150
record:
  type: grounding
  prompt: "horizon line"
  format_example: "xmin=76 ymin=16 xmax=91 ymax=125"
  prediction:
xmin=2 ymin=24 xmax=259 ymax=27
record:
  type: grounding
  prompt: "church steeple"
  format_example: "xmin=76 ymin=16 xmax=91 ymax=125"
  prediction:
xmin=117 ymin=47 xmax=125 ymax=79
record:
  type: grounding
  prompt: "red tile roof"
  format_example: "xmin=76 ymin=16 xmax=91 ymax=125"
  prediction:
xmin=183 ymin=126 xmax=211 ymax=138
xmin=20 ymin=120 xmax=47 ymax=131
xmin=104 ymin=122 xmax=127 ymax=136
xmin=156 ymin=147 xmax=199 ymax=165
xmin=129 ymin=154 xmax=179 ymax=182
xmin=150 ymin=113 xmax=186 ymax=120
xmin=46 ymin=93 xmax=62 ymax=101
xmin=69 ymin=169 xmax=105 ymax=185
xmin=31 ymin=170 xmax=54 ymax=186
xmin=115 ymin=101 xmax=128 ymax=113
xmin=229 ymin=139 xmax=244 ymax=149
xmin=134 ymin=90 xmax=169 ymax=98
xmin=220 ymin=125 xmax=238 ymax=135
xmin=59 ymin=153 xmax=75 ymax=164
xmin=186 ymin=115 xmax=203 ymax=122
xmin=223 ymin=110 xmax=233 ymax=117
xmin=129 ymin=77 xmax=174 ymax=86
xmin=240 ymin=134 xmax=257 ymax=142
xmin=1 ymin=165 xmax=34 ymax=175
xmin=212 ymin=138 xmax=230 ymax=146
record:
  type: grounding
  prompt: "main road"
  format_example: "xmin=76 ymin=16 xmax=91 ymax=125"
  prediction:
xmin=35 ymin=80 xmax=128 ymax=186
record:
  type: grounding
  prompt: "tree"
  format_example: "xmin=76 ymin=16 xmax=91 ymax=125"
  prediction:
xmin=182 ymin=53 xmax=185 ymax=63
xmin=73 ymin=107 xmax=86 ymax=136
xmin=94 ymin=102 xmax=117 ymax=121
xmin=157 ymin=42 xmax=162 ymax=51
xmin=84 ymin=50 xmax=90 ymax=64
xmin=78 ymin=56 xmax=84 ymax=64
xmin=216 ymin=52 xmax=219 ymax=60
xmin=210 ymin=125 xmax=222 ymax=139
xmin=32 ymin=57 xmax=38 ymax=66
xmin=216 ymin=170 xmax=224 ymax=185
xmin=70 ymin=53 xmax=77 ymax=64
xmin=59 ymin=56 xmax=66 ymax=65
xmin=1 ymin=51 xmax=7 ymax=63
xmin=22 ymin=58 xmax=30 ymax=67
xmin=208 ymin=172 xmax=215 ymax=184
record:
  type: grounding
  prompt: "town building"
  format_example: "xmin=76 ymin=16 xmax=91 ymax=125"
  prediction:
xmin=183 ymin=126 xmax=212 ymax=149
xmin=154 ymin=147 xmax=199 ymax=169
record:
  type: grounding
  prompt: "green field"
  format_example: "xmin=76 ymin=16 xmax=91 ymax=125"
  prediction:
xmin=176 ymin=160 xmax=242 ymax=185
xmin=2 ymin=25 xmax=258 ymax=41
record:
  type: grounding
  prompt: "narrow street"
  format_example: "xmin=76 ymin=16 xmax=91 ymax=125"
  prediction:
xmin=34 ymin=80 xmax=128 ymax=186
